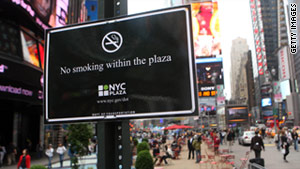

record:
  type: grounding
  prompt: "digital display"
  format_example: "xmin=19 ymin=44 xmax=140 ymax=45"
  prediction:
xmin=191 ymin=1 xmax=221 ymax=57
xmin=261 ymin=98 xmax=272 ymax=107
xmin=196 ymin=57 xmax=223 ymax=97
xmin=227 ymin=107 xmax=248 ymax=122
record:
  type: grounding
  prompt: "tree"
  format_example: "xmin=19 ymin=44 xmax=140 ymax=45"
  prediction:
xmin=67 ymin=123 xmax=93 ymax=169
xmin=135 ymin=150 xmax=154 ymax=169
xmin=136 ymin=141 xmax=150 ymax=154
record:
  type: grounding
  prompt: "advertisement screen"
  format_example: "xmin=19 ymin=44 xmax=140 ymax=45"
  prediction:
xmin=261 ymin=98 xmax=272 ymax=107
xmin=227 ymin=107 xmax=248 ymax=122
xmin=196 ymin=57 xmax=223 ymax=97
xmin=45 ymin=6 xmax=198 ymax=123
xmin=262 ymin=110 xmax=273 ymax=119
xmin=191 ymin=1 xmax=221 ymax=57
xmin=10 ymin=0 xmax=69 ymax=29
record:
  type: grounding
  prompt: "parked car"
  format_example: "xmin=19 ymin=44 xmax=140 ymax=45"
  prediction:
xmin=238 ymin=131 xmax=255 ymax=145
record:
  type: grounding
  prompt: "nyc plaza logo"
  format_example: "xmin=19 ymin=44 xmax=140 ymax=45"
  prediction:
xmin=98 ymin=83 xmax=126 ymax=97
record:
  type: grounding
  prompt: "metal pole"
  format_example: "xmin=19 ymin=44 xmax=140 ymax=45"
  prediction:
xmin=271 ymin=75 xmax=277 ymax=134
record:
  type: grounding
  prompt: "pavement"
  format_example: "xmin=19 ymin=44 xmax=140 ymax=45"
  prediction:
xmin=219 ymin=138 xmax=300 ymax=169
xmin=1 ymin=139 xmax=234 ymax=169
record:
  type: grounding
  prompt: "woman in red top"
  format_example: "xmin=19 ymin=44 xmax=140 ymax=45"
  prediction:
xmin=17 ymin=149 xmax=31 ymax=169
xmin=213 ymin=132 xmax=220 ymax=155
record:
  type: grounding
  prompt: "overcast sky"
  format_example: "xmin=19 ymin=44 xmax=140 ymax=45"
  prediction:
xmin=128 ymin=0 xmax=257 ymax=99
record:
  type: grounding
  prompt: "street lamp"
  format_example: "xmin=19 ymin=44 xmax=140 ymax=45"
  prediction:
xmin=212 ymin=72 xmax=218 ymax=130
xmin=270 ymin=68 xmax=277 ymax=133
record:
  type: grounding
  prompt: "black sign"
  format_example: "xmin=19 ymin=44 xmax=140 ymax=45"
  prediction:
xmin=45 ymin=6 xmax=198 ymax=123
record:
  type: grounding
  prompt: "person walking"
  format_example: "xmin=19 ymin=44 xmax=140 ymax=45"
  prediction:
xmin=17 ymin=149 xmax=30 ymax=169
xmin=291 ymin=129 xmax=299 ymax=152
xmin=0 ymin=145 xmax=6 ymax=167
xmin=281 ymin=131 xmax=290 ymax=162
xmin=220 ymin=130 xmax=226 ymax=145
xmin=213 ymin=132 xmax=220 ymax=155
xmin=45 ymin=144 xmax=54 ymax=168
xmin=7 ymin=142 xmax=17 ymax=165
xmin=227 ymin=129 xmax=234 ymax=152
xmin=36 ymin=141 xmax=43 ymax=158
xmin=192 ymin=135 xmax=202 ymax=163
xmin=275 ymin=130 xmax=281 ymax=151
xmin=250 ymin=130 xmax=265 ymax=158
xmin=187 ymin=135 xmax=195 ymax=160
xmin=56 ymin=143 xmax=67 ymax=167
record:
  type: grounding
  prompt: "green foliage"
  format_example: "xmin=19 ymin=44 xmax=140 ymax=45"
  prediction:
xmin=133 ymin=138 xmax=138 ymax=146
xmin=137 ymin=142 xmax=150 ymax=154
xmin=30 ymin=165 xmax=47 ymax=169
xmin=135 ymin=150 xmax=154 ymax=169
xmin=142 ymin=138 xmax=149 ymax=143
xmin=67 ymin=123 xmax=93 ymax=169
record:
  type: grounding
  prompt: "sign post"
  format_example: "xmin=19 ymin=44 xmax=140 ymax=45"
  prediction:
xmin=44 ymin=5 xmax=198 ymax=168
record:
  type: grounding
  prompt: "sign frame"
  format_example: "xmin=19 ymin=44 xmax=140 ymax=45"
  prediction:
xmin=44 ymin=5 xmax=198 ymax=123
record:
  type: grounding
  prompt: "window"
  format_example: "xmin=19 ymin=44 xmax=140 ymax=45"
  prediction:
xmin=0 ymin=19 xmax=22 ymax=58
xmin=20 ymin=27 xmax=44 ymax=69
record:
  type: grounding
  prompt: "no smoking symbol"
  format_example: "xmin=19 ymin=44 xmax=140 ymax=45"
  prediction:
xmin=102 ymin=31 xmax=123 ymax=53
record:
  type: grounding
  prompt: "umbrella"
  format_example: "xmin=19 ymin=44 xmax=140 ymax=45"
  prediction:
xmin=163 ymin=124 xmax=194 ymax=130
xmin=178 ymin=125 xmax=194 ymax=129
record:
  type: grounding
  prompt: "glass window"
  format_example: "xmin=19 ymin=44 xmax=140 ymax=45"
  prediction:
xmin=0 ymin=19 xmax=22 ymax=58
xmin=20 ymin=27 xmax=44 ymax=69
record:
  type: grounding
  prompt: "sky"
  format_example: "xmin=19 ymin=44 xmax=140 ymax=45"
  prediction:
xmin=128 ymin=0 xmax=257 ymax=100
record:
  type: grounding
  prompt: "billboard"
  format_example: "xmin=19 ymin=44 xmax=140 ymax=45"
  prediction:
xmin=250 ymin=0 xmax=268 ymax=75
xmin=45 ymin=6 xmax=198 ymax=123
xmin=191 ymin=1 xmax=221 ymax=57
xmin=227 ymin=106 xmax=248 ymax=122
xmin=10 ymin=0 xmax=69 ymax=29
xmin=261 ymin=98 xmax=272 ymax=107
xmin=278 ymin=46 xmax=290 ymax=81
xmin=196 ymin=57 xmax=223 ymax=97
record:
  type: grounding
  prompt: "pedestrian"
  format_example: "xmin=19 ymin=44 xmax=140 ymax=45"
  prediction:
xmin=291 ymin=128 xmax=299 ymax=152
xmin=56 ymin=143 xmax=67 ymax=167
xmin=7 ymin=142 xmax=17 ymax=165
xmin=213 ymin=132 xmax=220 ymax=155
xmin=153 ymin=143 xmax=161 ymax=165
xmin=227 ymin=129 xmax=234 ymax=152
xmin=250 ymin=130 xmax=265 ymax=158
xmin=275 ymin=130 xmax=281 ymax=151
xmin=220 ymin=130 xmax=226 ymax=145
xmin=157 ymin=145 xmax=172 ymax=165
xmin=187 ymin=135 xmax=195 ymax=160
xmin=68 ymin=144 xmax=74 ymax=167
xmin=45 ymin=144 xmax=54 ymax=168
xmin=281 ymin=131 xmax=290 ymax=162
xmin=0 ymin=145 xmax=6 ymax=167
xmin=17 ymin=149 xmax=30 ymax=169
xmin=192 ymin=135 xmax=202 ymax=163
xmin=36 ymin=141 xmax=43 ymax=158
xmin=261 ymin=127 xmax=266 ymax=139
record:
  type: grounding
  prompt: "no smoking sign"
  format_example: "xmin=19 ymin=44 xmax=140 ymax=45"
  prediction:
xmin=102 ymin=31 xmax=123 ymax=53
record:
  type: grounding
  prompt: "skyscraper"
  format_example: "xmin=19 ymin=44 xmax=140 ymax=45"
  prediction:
xmin=230 ymin=38 xmax=249 ymax=101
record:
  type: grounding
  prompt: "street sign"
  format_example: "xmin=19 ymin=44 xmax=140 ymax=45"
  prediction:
xmin=45 ymin=6 xmax=198 ymax=123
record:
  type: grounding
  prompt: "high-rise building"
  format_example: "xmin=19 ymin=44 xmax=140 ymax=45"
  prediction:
xmin=260 ymin=0 xmax=279 ymax=76
xmin=230 ymin=38 xmax=249 ymax=101
xmin=236 ymin=53 xmax=248 ymax=104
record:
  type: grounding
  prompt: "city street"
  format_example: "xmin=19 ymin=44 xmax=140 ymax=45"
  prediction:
xmin=219 ymin=139 xmax=300 ymax=169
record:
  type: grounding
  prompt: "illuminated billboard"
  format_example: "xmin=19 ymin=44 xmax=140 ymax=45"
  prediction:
xmin=261 ymin=98 xmax=272 ymax=107
xmin=196 ymin=57 xmax=223 ymax=97
xmin=10 ymin=0 xmax=69 ymax=29
xmin=227 ymin=106 xmax=248 ymax=122
xmin=191 ymin=1 xmax=221 ymax=57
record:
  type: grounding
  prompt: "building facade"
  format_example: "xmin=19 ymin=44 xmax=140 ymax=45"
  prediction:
xmin=230 ymin=37 xmax=249 ymax=101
